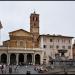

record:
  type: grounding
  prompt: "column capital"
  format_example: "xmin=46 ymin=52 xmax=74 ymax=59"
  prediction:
xmin=32 ymin=53 xmax=35 ymax=65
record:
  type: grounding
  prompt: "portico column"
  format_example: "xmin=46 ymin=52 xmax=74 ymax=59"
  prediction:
xmin=32 ymin=54 xmax=35 ymax=65
xmin=16 ymin=53 xmax=19 ymax=65
xmin=24 ymin=54 xmax=27 ymax=64
xmin=7 ymin=53 xmax=10 ymax=65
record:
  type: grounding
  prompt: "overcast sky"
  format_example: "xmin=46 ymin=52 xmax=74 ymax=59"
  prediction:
xmin=0 ymin=1 xmax=75 ymax=45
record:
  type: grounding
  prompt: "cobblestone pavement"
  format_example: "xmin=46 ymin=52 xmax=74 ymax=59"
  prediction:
xmin=0 ymin=65 xmax=75 ymax=74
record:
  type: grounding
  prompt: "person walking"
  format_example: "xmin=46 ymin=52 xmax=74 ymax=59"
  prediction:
xmin=9 ymin=65 xmax=12 ymax=74
xmin=26 ymin=71 xmax=31 ymax=75
xmin=1 ymin=64 xmax=4 ymax=74
xmin=3 ymin=64 xmax=6 ymax=74
xmin=14 ymin=65 xmax=18 ymax=72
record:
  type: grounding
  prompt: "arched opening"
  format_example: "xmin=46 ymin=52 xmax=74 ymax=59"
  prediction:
xmin=27 ymin=54 xmax=32 ymax=64
xmin=19 ymin=53 xmax=24 ymax=65
xmin=35 ymin=54 xmax=40 ymax=64
xmin=10 ymin=53 xmax=16 ymax=65
xmin=1 ymin=53 xmax=7 ymax=64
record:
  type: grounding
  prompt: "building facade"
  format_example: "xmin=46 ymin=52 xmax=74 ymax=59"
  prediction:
xmin=0 ymin=12 xmax=74 ymax=65
xmin=39 ymin=34 xmax=73 ymax=63
xmin=0 ymin=12 xmax=45 ymax=65
xmin=72 ymin=41 xmax=75 ymax=59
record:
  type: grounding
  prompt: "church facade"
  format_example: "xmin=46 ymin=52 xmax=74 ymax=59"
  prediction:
xmin=0 ymin=12 xmax=45 ymax=65
xmin=0 ymin=12 xmax=74 ymax=65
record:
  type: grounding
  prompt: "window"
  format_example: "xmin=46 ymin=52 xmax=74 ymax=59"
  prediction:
xmin=69 ymin=40 xmax=71 ymax=43
xmin=62 ymin=39 xmax=65 ymax=43
xmin=56 ymin=45 xmax=59 ymax=49
xmin=20 ymin=41 xmax=24 ymax=47
xmin=17 ymin=41 xmax=19 ymax=47
xmin=61 ymin=53 xmax=64 ymax=56
xmin=62 ymin=46 xmax=65 ymax=49
xmin=43 ymin=45 xmax=47 ymax=48
xmin=33 ymin=17 xmax=38 ymax=21
xmin=63 ymin=39 xmax=65 ymax=43
xmin=50 ymin=39 xmax=53 ymax=42
xmin=62 ymin=39 xmax=63 ymax=42
xmin=58 ymin=39 xmax=59 ymax=42
xmin=33 ymin=17 xmax=34 ymax=21
xmin=68 ymin=46 xmax=71 ymax=49
xmin=34 ymin=23 xmax=36 ymax=26
xmin=36 ymin=17 xmax=38 ymax=21
xmin=50 ymin=45 xmax=53 ymax=48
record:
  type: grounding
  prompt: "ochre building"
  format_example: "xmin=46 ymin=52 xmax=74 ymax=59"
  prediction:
xmin=0 ymin=12 xmax=45 ymax=65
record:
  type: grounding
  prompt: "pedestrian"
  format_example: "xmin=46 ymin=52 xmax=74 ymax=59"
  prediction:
xmin=1 ymin=64 xmax=4 ymax=74
xmin=26 ymin=71 xmax=31 ymax=75
xmin=14 ymin=65 xmax=18 ymax=72
xmin=9 ymin=65 xmax=12 ymax=74
xmin=3 ymin=64 xmax=6 ymax=74
xmin=51 ymin=64 xmax=54 ymax=69
xmin=26 ymin=65 xmax=28 ymax=68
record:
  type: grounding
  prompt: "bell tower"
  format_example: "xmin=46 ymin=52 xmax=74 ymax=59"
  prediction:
xmin=30 ymin=11 xmax=39 ymax=47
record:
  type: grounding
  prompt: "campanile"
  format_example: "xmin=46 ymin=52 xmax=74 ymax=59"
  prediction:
xmin=30 ymin=11 xmax=39 ymax=47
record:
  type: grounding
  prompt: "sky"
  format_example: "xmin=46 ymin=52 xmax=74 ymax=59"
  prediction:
xmin=0 ymin=1 xmax=75 ymax=45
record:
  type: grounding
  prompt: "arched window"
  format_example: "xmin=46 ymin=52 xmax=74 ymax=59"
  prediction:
xmin=33 ymin=17 xmax=38 ymax=21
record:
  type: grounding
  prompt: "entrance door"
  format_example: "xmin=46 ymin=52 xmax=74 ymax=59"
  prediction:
xmin=19 ymin=53 xmax=24 ymax=65
xmin=10 ymin=53 xmax=16 ymax=65
xmin=1 ymin=53 xmax=7 ymax=64
xmin=27 ymin=54 xmax=32 ymax=64
xmin=35 ymin=54 xmax=40 ymax=64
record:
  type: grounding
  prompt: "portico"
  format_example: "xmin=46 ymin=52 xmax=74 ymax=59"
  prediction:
xmin=0 ymin=47 xmax=44 ymax=65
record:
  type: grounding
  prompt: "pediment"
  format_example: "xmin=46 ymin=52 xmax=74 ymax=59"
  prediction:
xmin=9 ymin=29 xmax=32 ymax=37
